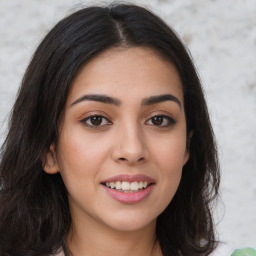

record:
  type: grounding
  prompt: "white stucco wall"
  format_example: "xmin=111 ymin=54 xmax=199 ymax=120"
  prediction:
xmin=0 ymin=0 xmax=255 ymax=251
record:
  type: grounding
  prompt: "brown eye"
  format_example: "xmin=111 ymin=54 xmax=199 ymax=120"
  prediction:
xmin=90 ymin=116 xmax=103 ymax=126
xmin=81 ymin=115 xmax=111 ymax=127
xmin=152 ymin=116 xmax=164 ymax=126
xmin=146 ymin=115 xmax=176 ymax=127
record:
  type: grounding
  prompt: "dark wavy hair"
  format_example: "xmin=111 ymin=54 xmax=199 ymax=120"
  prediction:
xmin=0 ymin=3 xmax=220 ymax=256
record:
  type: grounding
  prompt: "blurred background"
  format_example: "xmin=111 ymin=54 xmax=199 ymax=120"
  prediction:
xmin=0 ymin=0 xmax=255 ymax=251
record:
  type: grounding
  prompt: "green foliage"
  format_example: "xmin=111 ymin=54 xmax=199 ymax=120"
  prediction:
xmin=232 ymin=248 xmax=256 ymax=256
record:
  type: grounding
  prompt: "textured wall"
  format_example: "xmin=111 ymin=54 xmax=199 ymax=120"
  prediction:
xmin=0 ymin=0 xmax=255 ymax=250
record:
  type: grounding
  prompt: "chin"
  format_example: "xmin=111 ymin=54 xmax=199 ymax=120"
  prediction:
xmin=103 ymin=212 xmax=157 ymax=232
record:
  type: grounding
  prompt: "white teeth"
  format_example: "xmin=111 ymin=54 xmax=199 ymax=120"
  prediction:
xmin=121 ymin=181 xmax=130 ymax=190
xmin=115 ymin=181 xmax=122 ymax=189
xmin=110 ymin=182 xmax=115 ymax=189
xmin=138 ymin=181 xmax=144 ymax=189
xmin=105 ymin=181 xmax=150 ymax=191
xmin=130 ymin=181 xmax=139 ymax=191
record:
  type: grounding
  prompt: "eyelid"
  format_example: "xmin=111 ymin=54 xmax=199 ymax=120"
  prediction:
xmin=145 ymin=113 xmax=176 ymax=127
xmin=80 ymin=112 xmax=112 ymax=128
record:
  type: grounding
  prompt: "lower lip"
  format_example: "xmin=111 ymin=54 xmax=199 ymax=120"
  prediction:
xmin=102 ymin=185 xmax=154 ymax=204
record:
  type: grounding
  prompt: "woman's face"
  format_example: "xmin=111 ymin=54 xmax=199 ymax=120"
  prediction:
xmin=44 ymin=47 xmax=189 ymax=232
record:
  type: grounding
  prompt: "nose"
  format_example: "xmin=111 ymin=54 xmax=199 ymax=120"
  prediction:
xmin=111 ymin=124 xmax=148 ymax=165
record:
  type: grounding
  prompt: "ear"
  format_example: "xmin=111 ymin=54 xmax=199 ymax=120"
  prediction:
xmin=183 ymin=131 xmax=193 ymax=166
xmin=42 ymin=144 xmax=59 ymax=174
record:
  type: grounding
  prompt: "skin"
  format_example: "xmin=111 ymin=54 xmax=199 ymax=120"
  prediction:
xmin=44 ymin=47 xmax=189 ymax=256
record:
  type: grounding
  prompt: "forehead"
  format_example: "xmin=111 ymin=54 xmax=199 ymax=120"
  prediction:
xmin=67 ymin=47 xmax=184 ymax=106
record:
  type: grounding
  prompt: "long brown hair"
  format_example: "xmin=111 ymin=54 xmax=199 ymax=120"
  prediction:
xmin=0 ymin=3 xmax=220 ymax=256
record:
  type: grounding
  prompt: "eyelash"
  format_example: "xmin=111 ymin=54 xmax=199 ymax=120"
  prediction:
xmin=80 ymin=115 xmax=112 ymax=128
xmin=145 ymin=114 xmax=176 ymax=127
xmin=80 ymin=114 xmax=176 ymax=128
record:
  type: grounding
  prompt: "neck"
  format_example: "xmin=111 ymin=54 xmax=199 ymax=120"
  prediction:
xmin=66 ymin=210 xmax=161 ymax=256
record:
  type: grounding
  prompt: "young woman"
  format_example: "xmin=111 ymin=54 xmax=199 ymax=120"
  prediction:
xmin=0 ymin=3 xmax=220 ymax=256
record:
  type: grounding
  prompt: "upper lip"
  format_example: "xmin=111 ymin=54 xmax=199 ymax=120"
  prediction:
xmin=101 ymin=174 xmax=155 ymax=184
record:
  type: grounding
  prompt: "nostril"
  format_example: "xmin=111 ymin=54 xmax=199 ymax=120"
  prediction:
xmin=118 ymin=157 xmax=145 ymax=162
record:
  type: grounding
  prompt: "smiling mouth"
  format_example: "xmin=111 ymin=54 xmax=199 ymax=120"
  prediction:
xmin=102 ymin=181 xmax=153 ymax=193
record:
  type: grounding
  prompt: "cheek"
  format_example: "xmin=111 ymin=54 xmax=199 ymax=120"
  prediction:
xmin=153 ymin=135 xmax=187 ymax=170
xmin=57 ymin=128 xmax=110 ymax=170
xmin=151 ymin=134 xmax=187 ymax=201
xmin=56 ymin=135 xmax=107 ymax=206
xmin=56 ymin=134 xmax=102 ymax=191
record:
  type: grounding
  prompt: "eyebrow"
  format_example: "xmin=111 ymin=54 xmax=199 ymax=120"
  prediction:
xmin=71 ymin=94 xmax=121 ymax=106
xmin=70 ymin=93 xmax=181 ymax=109
xmin=141 ymin=94 xmax=181 ymax=109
